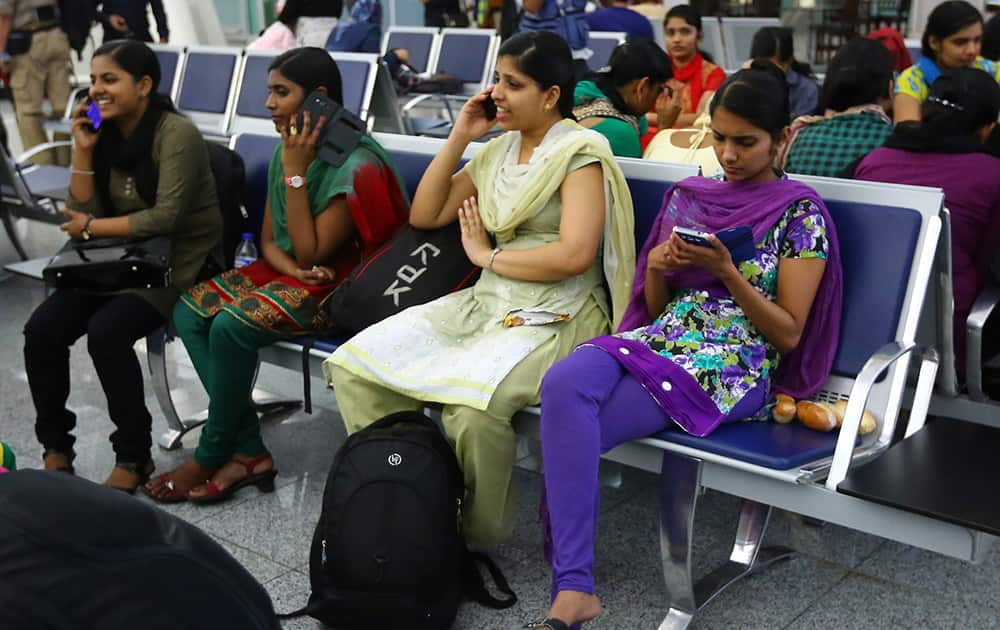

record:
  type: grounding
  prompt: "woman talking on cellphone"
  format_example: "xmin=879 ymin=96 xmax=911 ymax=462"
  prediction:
xmin=23 ymin=40 xmax=223 ymax=493
xmin=144 ymin=47 xmax=408 ymax=505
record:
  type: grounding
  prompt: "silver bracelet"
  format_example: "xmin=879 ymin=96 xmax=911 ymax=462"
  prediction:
xmin=488 ymin=247 xmax=501 ymax=270
xmin=70 ymin=168 xmax=95 ymax=176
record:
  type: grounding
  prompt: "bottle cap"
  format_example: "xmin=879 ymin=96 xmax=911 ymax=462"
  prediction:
xmin=242 ymin=233 xmax=254 ymax=240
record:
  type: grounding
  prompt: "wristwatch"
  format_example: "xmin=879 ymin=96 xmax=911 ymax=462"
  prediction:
xmin=283 ymin=174 xmax=306 ymax=189
xmin=81 ymin=214 xmax=95 ymax=241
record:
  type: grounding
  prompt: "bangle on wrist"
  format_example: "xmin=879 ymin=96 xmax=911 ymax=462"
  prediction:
xmin=71 ymin=168 xmax=94 ymax=176
xmin=488 ymin=247 xmax=501 ymax=270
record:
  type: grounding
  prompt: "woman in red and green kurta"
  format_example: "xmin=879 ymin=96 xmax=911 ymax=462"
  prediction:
xmin=145 ymin=48 xmax=407 ymax=504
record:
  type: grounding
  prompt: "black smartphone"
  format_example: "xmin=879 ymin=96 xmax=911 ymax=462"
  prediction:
xmin=481 ymin=93 xmax=497 ymax=121
xmin=294 ymin=90 xmax=366 ymax=169
xmin=296 ymin=91 xmax=339 ymax=137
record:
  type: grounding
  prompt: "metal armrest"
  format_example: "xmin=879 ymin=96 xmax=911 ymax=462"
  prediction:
xmin=63 ymin=86 xmax=90 ymax=118
xmin=17 ymin=141 xmax=74 ymax=164
xmin=825 ymin=341 xmax=939 ymax=490
xmin=966 ymin=284 xmax=1000 ymax=402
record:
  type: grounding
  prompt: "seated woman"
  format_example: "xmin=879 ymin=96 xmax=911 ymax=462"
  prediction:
xmin=144 ymin=47 xmax=408 ymax=503
xmin=24 ymin=41 xmax=223 ymax=493
xmin=779 ymin=38 xmax=895 ymax=178
xmin=749 ymin=26 xmax=820 ymax=120
xmin=642 ymin=4 xmax=726 ymax=145
xmin=895 ymin=0 xmax=1000 ymax=124
xmin=573 ymin=37 xmax=672 ymax=157
xmin=533 ymin=61 xmax=842 ymax=629
xmin=324 ymin=31 xmax=636 ymax=549
xmin=853 ymin=67 xmax=1000 ymax=381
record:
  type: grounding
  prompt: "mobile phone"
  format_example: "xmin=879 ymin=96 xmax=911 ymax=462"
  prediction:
xmin=673 ymin=226 xmax=712 ymax=248
xmin=481 ymin=93 xmax=497 ymax=121
xmin=716 ymin=226 xmax=756 ymax=262
xmin=296 ymin=90 xmax=338 ymax=137
xmin=83 ymin=100 xmax=102 ymax=131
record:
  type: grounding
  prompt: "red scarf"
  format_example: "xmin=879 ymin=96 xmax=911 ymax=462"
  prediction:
xmin=672 ymin=52 xmax=705 ymax=114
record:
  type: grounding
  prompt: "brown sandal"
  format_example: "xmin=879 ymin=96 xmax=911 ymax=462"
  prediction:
xmin=105 ymin=460 xmax=156 ymax=494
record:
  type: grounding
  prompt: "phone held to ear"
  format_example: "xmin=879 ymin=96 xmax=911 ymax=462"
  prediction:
xmin=294 ymin=90 xmax=366 ymax=169
xmin=481 ymin=93 xmax=497 ymax=121
xmin=82 ymin=100 xmax=102 ymax=132
xmin=672 ymin=225 xmax=756 ymax=263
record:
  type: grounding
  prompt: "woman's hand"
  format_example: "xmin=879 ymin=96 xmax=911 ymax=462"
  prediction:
xmin=70 ymin=103 xmax=99 ymax=153
xmin=281 ymin=109 xmax=326 ymax=177
xmin=293 ymin=265 xmax=336 ymax=286
xmin=667 ymin=232 xmax=736 ymax=279
xmin=457 ymin=197 xmax=493 ymax=268
xmin=451 ymin=88 xmax=498 ymax=143
xmin=647 ymin=238 xmax=684 ymax=273
xmin=655 ymin=87 xmax=682 ymax=130
xmin=59 ymin=208 xmax=90 ymax=240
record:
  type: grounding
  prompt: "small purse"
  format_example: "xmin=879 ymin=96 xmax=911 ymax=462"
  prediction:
xmin=42 ymin=236 xmax=173 ymax=291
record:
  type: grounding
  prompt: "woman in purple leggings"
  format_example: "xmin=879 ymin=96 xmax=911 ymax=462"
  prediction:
xmin=529 ymin=61 xmax=844 ymax=630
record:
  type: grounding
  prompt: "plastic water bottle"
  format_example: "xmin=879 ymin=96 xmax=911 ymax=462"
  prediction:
xmin=234 ymin=233 xmax=258 ymax=269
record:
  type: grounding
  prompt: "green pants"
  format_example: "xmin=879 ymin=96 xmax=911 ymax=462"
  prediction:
xmin=173 ymin=302 xmax=280 ymax=469
xmin=328 ymin=362 xmax=542 ymax=548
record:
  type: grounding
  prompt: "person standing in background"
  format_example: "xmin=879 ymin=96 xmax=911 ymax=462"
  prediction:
xmin=0 ymin=0 xmax=71 ymax=166
xmin=95 ymin=0 xmax=169 ymax=44
xmin=585 ymin=0 xmax=654 ymax=41
xmin=278 ymin=0 xmax=343 ymax=47
xmin=422 ymin=0 xmax=468 ymax=27
xmin=519 ymin=0 xmax=591 ymax=79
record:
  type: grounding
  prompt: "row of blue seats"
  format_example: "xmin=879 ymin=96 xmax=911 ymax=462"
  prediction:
xmin=145 ymin=131 xmax=1000 ymax=628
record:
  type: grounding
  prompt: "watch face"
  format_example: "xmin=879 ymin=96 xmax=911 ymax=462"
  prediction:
xmin=288 ymin=175 xmax=304 ymax=188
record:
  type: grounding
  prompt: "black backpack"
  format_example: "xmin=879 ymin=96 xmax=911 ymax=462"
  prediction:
xmin=0 ymin=471 xmax=280 ymax=630
xmin=58 ymin=0 xmax=96 ymax=60
xmin=281 ymin=411 xmax=516 ymax=629
xmin=325 ymin=222 xmax=481 ymax=335
xmin=206 ymin=142 xmax=248 ymax=269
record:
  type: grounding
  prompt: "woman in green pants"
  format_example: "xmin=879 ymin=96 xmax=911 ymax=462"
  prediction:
xmin=144 ymin=47 xmax=408 ymax=503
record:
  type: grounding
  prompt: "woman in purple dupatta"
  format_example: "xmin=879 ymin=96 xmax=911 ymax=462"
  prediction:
xmin=528 ymin=62 xmax=843 ymax=630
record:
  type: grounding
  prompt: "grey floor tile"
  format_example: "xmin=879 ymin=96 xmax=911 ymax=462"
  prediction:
xmin=854 ymin=540 xmax=1000 ymax=614
xmin=267 ymin=571 xmax=322 ymax=629
xmin=212 ymin=535 xmax=294 ymax=584
xmin=786 ymin=573 xmax=1000 ymax=630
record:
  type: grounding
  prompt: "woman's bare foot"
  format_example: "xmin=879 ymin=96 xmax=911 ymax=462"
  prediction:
xmin=143 ymin=458 xmax=215 ymax=502
xmin=546 ymin=590 xmax=603 ymax=626
xmin=187 ymin=453 xmax=274 ymax=500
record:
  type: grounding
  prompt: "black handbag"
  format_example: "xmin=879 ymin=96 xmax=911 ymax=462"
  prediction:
xmin=42 ymin=235 xmax=172 ymax=291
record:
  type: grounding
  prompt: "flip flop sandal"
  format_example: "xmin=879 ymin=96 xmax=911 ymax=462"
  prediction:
xmin=525 ymin=619 xmax=570 ymax=630
xmin=142 ymin=472 xmax=191 ymax=504
xmin=187 ymin=453 xmax=277 ymax=506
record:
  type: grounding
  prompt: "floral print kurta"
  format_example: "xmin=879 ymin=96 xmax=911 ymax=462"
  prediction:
xmin=616 ymin=198 xmax=829 ymax=415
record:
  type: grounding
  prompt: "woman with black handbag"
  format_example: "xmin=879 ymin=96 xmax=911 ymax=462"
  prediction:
xmin=23 ymin=40 xmax=223 ymax=493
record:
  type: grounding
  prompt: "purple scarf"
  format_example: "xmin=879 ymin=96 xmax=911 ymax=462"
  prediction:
xmin=620 ymin=175 xmax=843 ymax=399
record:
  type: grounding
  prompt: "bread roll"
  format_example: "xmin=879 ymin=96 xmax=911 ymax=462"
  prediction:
xmin=796 ymin=401 xmax=837 ymax=432
xmin=772 ymin=393 xmax=796 ymax=424
xmin=832 ymin=400 xmax=848 ymax=427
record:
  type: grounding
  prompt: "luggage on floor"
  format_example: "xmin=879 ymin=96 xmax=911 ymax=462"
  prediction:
xmin=0 ymin=470 xmax=280 ymax=630
xmin=281 ymin=410 xmax=515 ymax=629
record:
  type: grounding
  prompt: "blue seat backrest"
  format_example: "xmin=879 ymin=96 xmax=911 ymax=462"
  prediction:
xmin=233 ymin=134 xmax=280 ymax=249
xmin=153 ymin=50 xmax=179 ymax=97
xmin=236 ymin=55 xmax=274 ymax=118
xmin=827 ymin=200 xmax=921 ymax=377
xmin=336 ymin=60 xmax=372 ymax=118
xmin=627 ymin=176 xmax=673 ymax=248
xmin=436 ymin=33 xmax=490 ymax=83
xmin=907 ymin=46 xmax=921 ymax=63
xmin=387 ymin=32 xmax=435 ymax=73
xmin=587 ymin=37 xmax=621 ymax=71
xmin=389 ymin=149 xmax=468 ymax=199
xmin=178 ymin=51 xmax=238 ymax=113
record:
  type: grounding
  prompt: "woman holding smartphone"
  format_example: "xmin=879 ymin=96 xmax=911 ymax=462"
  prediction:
xmin=531 ymin=62 xmax=842 ymax=629
xmin=23 ymin=40 xmax=223 ymax=493
xmin=144 ymin=47 xmax=408 ymax=504
xmin=325 ymin=31 xmax=637 ymax=549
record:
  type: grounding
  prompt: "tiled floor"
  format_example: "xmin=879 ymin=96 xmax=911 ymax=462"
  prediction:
xmin=3 ymin=107 xmax=1000 ymax=629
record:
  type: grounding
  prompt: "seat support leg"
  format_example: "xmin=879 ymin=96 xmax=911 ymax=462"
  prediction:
xmin=248 ymin=359 xmax=302 ymax=416
xmin=148 ymin=329 xmax=207 ymax=450
xmin=1 ymin=206 xmax=28 ymax=260
xmin=657 ymin=451 xmax=794 ymax=630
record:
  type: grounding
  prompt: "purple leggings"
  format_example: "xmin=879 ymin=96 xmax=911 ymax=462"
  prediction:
xmin=541 ymin=345 xmax=764 ymax=596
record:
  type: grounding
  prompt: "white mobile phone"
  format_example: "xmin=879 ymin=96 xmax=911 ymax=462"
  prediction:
xmin=672 ymin=226 xmax=712 ymax=248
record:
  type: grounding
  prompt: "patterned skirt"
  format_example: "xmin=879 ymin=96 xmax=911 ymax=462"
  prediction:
xmin=180 ymin=260 xmax=340 ymax=336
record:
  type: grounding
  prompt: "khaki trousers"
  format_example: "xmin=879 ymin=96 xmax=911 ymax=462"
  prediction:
xmin=328 ymin=359 xmax=545 ymax=548
xmin=10 ymin=27 xmax=71 ymax=165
